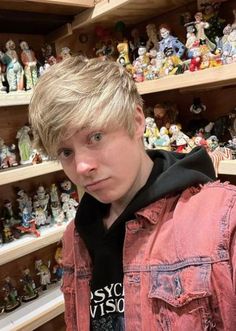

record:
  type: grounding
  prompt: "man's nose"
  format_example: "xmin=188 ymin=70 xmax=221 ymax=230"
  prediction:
xmin=75 ymin=153 xmax=96 ymax=175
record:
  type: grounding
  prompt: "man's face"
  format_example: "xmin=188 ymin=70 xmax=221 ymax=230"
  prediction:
xmin=57 ymin=109 xmax=145 ymax=206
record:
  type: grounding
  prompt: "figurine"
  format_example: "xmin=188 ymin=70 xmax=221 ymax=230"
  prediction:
xmin=190 ymin=97 xmax=206 ymax=115
xmin=143 ymin=117 xmax=160 ymax=149
xmin=0 ymin=40 xmax=24 ymax=92
xmin=20 ymin=268 xmax=38 ymax=302
xmin=61 ymin=193 xmax=79 ymax=222
xmin=159 ymin=24 xmax=185 ymax=58
xmin=33 ymin=186 xmax=50 ymax=224
xmin=52 ymin=246 xmax=63 ymax=282
xmin=17 ymin=189 xmax=32 ymax=216
xmin=0 ymin=137 xmax=18 ymax=169
xmin=50 ymin=184 xmax=64 ymax=225
xmin=155 ymin=126 xmax=171 ymax=149
xmin=129 ymin=28 xmax=142 ymax=61
xmin=169 ymin=124 xmax=190 ymax=152
xmin=161 ymin=47 xmax=184 ymax=75
xmin=146 ymin=23 xmax=159 ymax=51
xmin=16 ymin=125 xmax=33 ymax=165
xmin=0 ymin=61 xmax=6 ymax=93
xmin=194 ymin=12 xmax=216 ymax=52
xmin=35 ymin=259 xmax=51 ymax=290
xmin=60 ymin=47 xmax=71 ymax=60
xmin=20 ymin=40 xmax=38 ymax=90
xmin=133 ymin=42 xmax=150 ymax=74
xmin=153 ymin=102 xmax=179 ymax=129
xmin=117 ymin=42 xmax=133 ymax=72
xmin=60 ymin=179 xmax=79 ymax=201
xmin=39 ymin=43 xmax=57 ymax=75
xmin=1 ymin=220 xmax=14 ymax=243
xmin=16 ymin=206 xmax=40 ymax=237
xmin=2 ymin=276 xmax=21 ymax=312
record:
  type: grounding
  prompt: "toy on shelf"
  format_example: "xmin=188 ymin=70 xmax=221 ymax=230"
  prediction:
xmin=169 ymin=124 xmax=190 ymax=152
xmin=155 ymin=126 xmax=171 ymax=150
xmin=0 ymin=40 xmax=24 ymax=92
xmin=1 ymin=218 xmax=14 ymax=243
xmin=60 ymin=179 xmax=79 ymax=201
xmin=190 ymin=97 xmax=206 ymax=115
xmin=61 ymin=193 xmax=79 ymax=222
xmin=0 ymin=137 xmax=18 ymax=169
xmin=2 ymin=276 xmax=21 ymax=312
xmin=17 ymin=206 xmax=40 ymax=237
xmin=20 ymin=267 xmax=38 ymax=302
xmin=143 ymin=117 xmax=160 ymax=149
xmin=60 ymin=47 xmax=71 ymax=60
xmin=16 ymin=125 xmax=33 ymax=165
xmin=162 ymin=47 xmax=184 ymax=75
xmin=129 ymin=28 xmax=142 ymax=61
xmin=52 ymin=245 xmax=63 ymax=282
xmin=2 ymin=200 xmax=21 ymax=239
xmin=50 ymin=184 xmax=64 ymax=225
xmin=0 ymin=62 xmax=6 ymax=93
xmin=117 ymin=41 xmax=133 ymax=72
xmin=33 ymin=186 xmax=51 ymax=225
xmin=159 ymin=24 xmax=185 ymax=59
xmin=17 ymin=189 xmax=32 ymax=215
xmin=35 ymin=259 xmax=51 ymax=291
xmin=20 ymin=40 xmax=38 ymax=91
xmin=194 ymin=12 xmax=216 ymax=52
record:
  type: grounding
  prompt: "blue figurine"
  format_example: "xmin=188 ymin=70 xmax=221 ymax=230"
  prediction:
xmin=159 ymin=24 xmax=185 ymax=58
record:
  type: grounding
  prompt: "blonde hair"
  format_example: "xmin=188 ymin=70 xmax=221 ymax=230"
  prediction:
xmin=29 ymin=56 xmax=143 ymax=158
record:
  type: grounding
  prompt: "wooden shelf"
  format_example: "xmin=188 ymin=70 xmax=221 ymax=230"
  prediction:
xmin=0 ymin=161 xmax=63 ymax=186
xmin=0 ymin=223 xmax=68 ymax=265
xmin=136 ymin=62 xmax=236 ymax=95
xmin=0 ymin=92 xmax=33 ymax=107
xmin=0 ymin=285 xmax=64 ymax=331
xmin=72 ymin=0 xmax=193 ymax=30
xmin=218 ymin=160 xmax=236 ymax=175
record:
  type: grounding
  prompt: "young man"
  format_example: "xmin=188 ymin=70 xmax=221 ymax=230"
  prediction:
xmin=29 ymin=57 xmax=236 ymax=331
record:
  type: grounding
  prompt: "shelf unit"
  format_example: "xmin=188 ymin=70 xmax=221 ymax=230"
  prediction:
xmin=0 ymin=161 xmax=63 ymax=186
xmin=0 ymin=222 xmax=68 ymax=266
xmin=0 ymin=286 xmax=64 ymax=331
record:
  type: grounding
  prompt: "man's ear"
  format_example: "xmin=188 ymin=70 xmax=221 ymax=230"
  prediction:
xmin=134 ymin=105 xmax=146 ymax=138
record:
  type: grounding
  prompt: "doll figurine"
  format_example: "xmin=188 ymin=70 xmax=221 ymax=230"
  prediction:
xmin=0 ymin=137 xmax=18 ymax=169
xmin=50 ymin=184 xmax=64 ymax=225
xmin=17 ymin=189 xmax=32 ymax=216
xmin=16 ymin=125 xmax=33 ymax=165
xmin=155 ymin=126 xmax=171 ymax=149
xmin=159 ymin=24 xmax=185 ymax=59
xmin=129 ymin=28 xmax=142 ymax=61
xmin=52 ymin=246 xmax=63 ymax=282
xmin=169 ymin=124 xmax=190 ymax=152
xmin=20 ymin=41 xmax=38 ymax=90
xmin=143 ymin=117 xmax=160 ymax=149
xmin=0 ymin=40 xmax=24 ymax=92
xmin=35 ymin=259 xmax=51 ymax=291
xmin=60 ymin=47 xmax=71 ymax=60
xmin=60 ymin=179 xmax=79 ymax=201
xmin=33 ymin=186 xmax=50 ymax=224
xmin=20 ymin=267 xmax=38 ymax=302
xmin=134 ymin=42 xmax=150 ymax=73
xmin=2 ymin=276 xmax=21 ymax=312
xmin=61 ymin=193 xmax=79 ymax=222
xmin=194 ymin=12 xmax=216 ymax=52
xmin=117 ymin=42 xmax=133 ymax=72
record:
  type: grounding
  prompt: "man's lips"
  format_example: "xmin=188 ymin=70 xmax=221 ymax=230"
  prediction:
xmin=84 ymin=178 xmax=109 ymax=191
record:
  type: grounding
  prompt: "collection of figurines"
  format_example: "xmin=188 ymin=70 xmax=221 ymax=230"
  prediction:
xmin=0 ymin=40 xmax=71 ymax=94
xmin=143 ymin=100 xmax=236 ymax=175
xmin=0 ymin=179 xmax=79 ymax=245
xmin=0 ymin=124 xmax=48 ymax=170
xmin=0 ymin=244 xmax=62 ymax=314
xmin=91 ymin=2 xmax=236 ymax=82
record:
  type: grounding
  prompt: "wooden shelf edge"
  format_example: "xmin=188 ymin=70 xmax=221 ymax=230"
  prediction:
xmin=218 ymin=160 xmax=236 ymax=175
xmin=0 ymin=223 xmax=68 ymax=265
xmin=0 ymin=92 xmax=33 ymax=107
xmin=0 ymin=161 xmax=63 ymax=186
xmin=0 ymin=287 xmax=64 ymax=331
xmin=26 ymin=0 xmax=94 ymax=7
xmin=137 ymin=63 xmax=236 ymax=95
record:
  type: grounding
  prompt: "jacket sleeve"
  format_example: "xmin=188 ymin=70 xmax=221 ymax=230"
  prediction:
xmin=229 ymin=194 xmax=236 ymax=294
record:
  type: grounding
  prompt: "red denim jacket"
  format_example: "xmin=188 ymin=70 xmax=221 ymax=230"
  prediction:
xmin=61 ymin=182 xmax=236 ymax=330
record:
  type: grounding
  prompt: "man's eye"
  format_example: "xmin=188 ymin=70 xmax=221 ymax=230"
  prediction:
xmin=58 ymin=149 xmax=73 ymax=159
xmin=90 ymin=132 xmax=102 ymax=143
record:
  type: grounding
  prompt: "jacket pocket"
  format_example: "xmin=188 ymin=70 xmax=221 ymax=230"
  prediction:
xmin=149 ymin=263 xmax=216 ymax=331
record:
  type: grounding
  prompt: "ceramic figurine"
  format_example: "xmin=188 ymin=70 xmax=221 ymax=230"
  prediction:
xmin=39 ymin=43 xmax=57 ymax=75
xmin=0 ymin=137 xmax=18 ymax=169
xmin=134 ymin=42 xmax=150 ymax=74
xmin=16 ymin=125 xmax=33 ymax=165
xmin=0 ymin=60 xmax=6 ymax=93
xmin=35 ymin=259 xmax=51 ymax=290
xmin=32 ymin=202 xmax=48 ymax=227
xmin=194 ymin=12 xmax=216 ymax=52
xmin=146 ymin=23 xmax=159 ymax=51
xmin=20 ymin=268 xmax=38 ymax=302
xmin=1 ymin=200 xmax=21 ymax=239
xmin=155 ymin=126 xmax=171 ymax=149
xmin=17 ymin=189 xmax=32 ymax=216
xmin=60 ymin=179 xmax=79 ymax=201
xmin=61 ymin=193 xmax=79 ymax=222
xmin=159 ymin=24 xmax=185 ymax=59
xmin=50 ymin=184 xmax=64 ymax=225
xmin=20 ymin=41 xmax=38 ymax=90
xmin=1 ymin=221 xmax=14 ymax=243
xmin=185 ymin=23 xmax=198 ymax=57
xmin=117 ymin=42 xmax=133 ymax=72
xmin=162 ymin=47 xmax=184 ymax=75
xmin=169 ymin=124 xmax=190 ymax=152
xmin=52 ymin=246 xmax=63 ymax=282
xmin=0 ymin=40 xmax=24 ymax=92
xmin=33 ymin=186 xmax=50 ymax=224
xmin=2 ymin=276 xmax=21 ymax=312
xmin=17 ymin=206 xmax=40 ymax=237
xmin=143 ymin=117 xmax=160 ymax=149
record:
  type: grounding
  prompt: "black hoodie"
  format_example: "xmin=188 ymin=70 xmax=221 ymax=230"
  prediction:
xmin=75 ymin=147 xmax=216 ymax=330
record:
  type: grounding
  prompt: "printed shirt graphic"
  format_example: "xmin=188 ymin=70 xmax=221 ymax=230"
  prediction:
xmin=90 ymin=282 xmax=125 ymax=330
